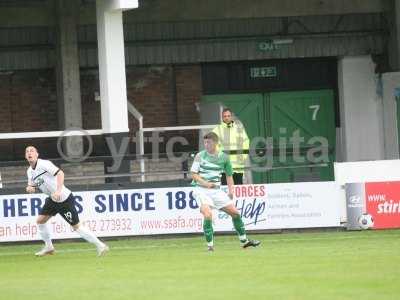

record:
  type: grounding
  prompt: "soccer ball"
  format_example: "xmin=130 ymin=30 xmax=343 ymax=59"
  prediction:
xmin=358 ymin=213 xmax=374 ymax=230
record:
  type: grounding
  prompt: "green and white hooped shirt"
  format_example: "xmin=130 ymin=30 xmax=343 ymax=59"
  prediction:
xmin=190 ymin=150 xmax=233 ymax=187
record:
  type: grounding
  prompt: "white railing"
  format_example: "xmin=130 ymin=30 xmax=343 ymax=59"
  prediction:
xmin=0 ymin=101 xmax=217 ymax=184
xmin=127 ymin=100 xmax=216 ymax=182
xmin=0 ymin=129 xmax=103 ymax=139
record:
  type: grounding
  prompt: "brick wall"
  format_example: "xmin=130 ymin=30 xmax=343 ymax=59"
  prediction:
xmin=0 ymin=64 xmax=203 ymax=160
xmin=124 ymin=65 xmax=201 ymax=154
xmin=0 ymin=74 xmax=13 ymax=160
xmin=0 ymin=70 xmax=58 ymax=160
xmin=126 ymin=65 xmax=176 ymax=130
xmin=81 ymin=69 xmax=101 ymax=130
xmin=175 ymin=65 xmax=201 ymax=126
xmin=80 ymin=65 xmax=202 ymax=131
xmin=175 ymin=65 xmax=202 ymax=151
xmin=10 ymin=71 xmax=58 ymax=132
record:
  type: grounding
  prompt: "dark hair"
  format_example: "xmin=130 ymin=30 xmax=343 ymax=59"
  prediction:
xmin=25 ymin=145 xmax=38 ymax=153
xmin=203 ymin=132 xmax=219 ymax=142
xmin=222 ymin=108 xmax=232 ymax=114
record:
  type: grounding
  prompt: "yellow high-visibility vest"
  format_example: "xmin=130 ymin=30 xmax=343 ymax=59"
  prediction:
xmin=212 ymin=121 xmax=249 ymax=173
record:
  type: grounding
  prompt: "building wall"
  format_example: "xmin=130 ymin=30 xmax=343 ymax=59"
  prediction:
xmin=0 ymin=0 xmax=389 ymax=27
xmin=126 ymin=66 xmax=176 ymax=130
xmin=338 ymin=55 xmax=385 ymax=161
xmin=128 ymin=0 xmax=388 ymax=22
xmin=0 ymin=12 xmax=387 ymax=70
xmin=382 ymin=72 xmax=400 ymax=159
xmin=0 ymin=70 xmax=58 ymax=160
xmin=175 ymin=65 xmax=201 ymax=126
xmin=80 ymin=65 xmax=201 ymax=131
xmin=0 ymin=73 xmax=13 ymax=161
xmin=80 ymin=69 xmax=101 ymax=130
xmin=2 ymin=70 xmax=58 ymax=132
xmin=0 ymin=65 xmax=202 ymax=160
xmin=0 ymin=1 xmax=395 ymax=177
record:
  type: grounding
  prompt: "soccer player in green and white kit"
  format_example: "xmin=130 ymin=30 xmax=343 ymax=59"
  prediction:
xmin=191 ymin=132 xmax=260 ymax=251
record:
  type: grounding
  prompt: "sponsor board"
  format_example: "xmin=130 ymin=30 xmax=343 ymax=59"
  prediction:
xmin=365 ymin=181 xmax=400 ymax=229
xmin=345 ymin=181 xmax=400 ymax=230
xmin=0 ymin=183 xmax=341 ymax=242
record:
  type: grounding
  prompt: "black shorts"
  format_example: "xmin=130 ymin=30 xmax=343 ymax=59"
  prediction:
xmin=39 ymin=194 xmax=80 ymax=226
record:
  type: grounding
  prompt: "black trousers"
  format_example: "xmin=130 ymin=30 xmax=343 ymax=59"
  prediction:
xmin=221 ymin=172 xmax=243 ymax=185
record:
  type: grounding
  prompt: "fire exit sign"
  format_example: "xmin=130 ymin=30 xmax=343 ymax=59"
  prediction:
xmin=250 ymin=66 xmax=277 ymax=78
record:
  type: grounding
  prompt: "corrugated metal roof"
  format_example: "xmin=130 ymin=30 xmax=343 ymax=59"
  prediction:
xmin=95 ymin=13 xmax=387 ymax=66
xmin=120 ymin=34 xmax=384 ymax=66
xmin=0 ymin=0 xmax=46 ymax=6
xmin=0 ymin=27 xmax=54 ymax=46
xmin=0 ymin=26 xmax=54 ymax=70
xmin=123 ymin=17 xmax=284 ymax=42
xmin=0 ymin=13 xmax=388 ymax=70
xmin=0 ymin=49 xmax=53 ymax=70
xmin=122 ymin=13 xmax=384 ymax=42
xmin=62 ymin=33 xmax=387 ymax=68
xmin=75 ymin=14 xmax=385 ymax=43
xmin=286 ymin=14 xmax=384 ymax=34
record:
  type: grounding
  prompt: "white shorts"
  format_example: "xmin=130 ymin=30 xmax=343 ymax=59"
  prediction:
xmin=192 ymin=186 xmax=233 ymax=210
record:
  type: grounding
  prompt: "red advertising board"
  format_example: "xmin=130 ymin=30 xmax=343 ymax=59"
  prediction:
xmin=365 ymin=181 xmax=400 ymax=229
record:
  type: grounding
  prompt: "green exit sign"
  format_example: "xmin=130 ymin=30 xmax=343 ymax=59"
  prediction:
xmin=258 ymin=41 xmax=279 ymax=51
xmin=250 ymin=66 xmax=277 ymax=78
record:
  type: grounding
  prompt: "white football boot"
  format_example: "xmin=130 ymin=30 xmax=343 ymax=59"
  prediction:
xmin=97 ymin=244 xmax=109 ymax=257
xmin=35 ymin=246 xmax=55 ymax=257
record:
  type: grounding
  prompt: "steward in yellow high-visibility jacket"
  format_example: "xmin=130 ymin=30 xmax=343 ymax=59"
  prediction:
xmin=212 ymin=108 xmax=250 ymax=185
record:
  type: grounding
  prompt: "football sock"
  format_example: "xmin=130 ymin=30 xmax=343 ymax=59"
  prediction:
xmin=232 ymin=215 xmax=247 ymax=242
xmin=75 ymin=226 xmax=104 ymax=248
xmin=38 ymin=224 xmax=53 ymax=248
xmin=203 ymin=219 xmax=214 ymax=246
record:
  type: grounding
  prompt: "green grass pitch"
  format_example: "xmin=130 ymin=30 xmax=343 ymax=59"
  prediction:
xmin=0 ymin=230 xmax=399 ymax=300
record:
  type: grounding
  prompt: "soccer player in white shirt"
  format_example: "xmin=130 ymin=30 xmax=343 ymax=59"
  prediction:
xmin=25 ymin=146 xmax=109 ymax=257
xmin=191 ymin=132 xmax=260 ymax=251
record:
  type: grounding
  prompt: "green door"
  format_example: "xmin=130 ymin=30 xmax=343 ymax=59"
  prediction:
xmin=202 ymin=94 xmax=267 ymax=183
xmin=268 ymin=90 xmax=336 ymax=182
xmin=202 ymin=94 xmax=265 ymax=141
xmin=202 ymin=89 xmax=336 ymax=183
